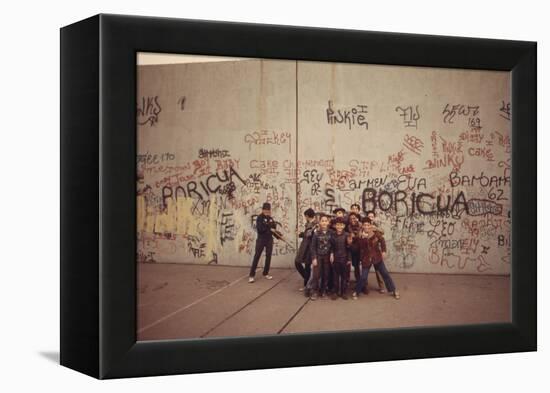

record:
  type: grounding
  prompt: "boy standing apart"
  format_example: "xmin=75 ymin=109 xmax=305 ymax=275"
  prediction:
xmin=331 ymin=217 xmax=352 ymax=300
xmin=307 ymin=214 xmax=333 ymax=300
xmin=249 ymin=202 xmax=276 ymax=283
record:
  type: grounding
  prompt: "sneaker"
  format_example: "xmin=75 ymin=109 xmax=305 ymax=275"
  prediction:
xmin=304 ymin=289 xmax=310 ymax=298
xmin=393 ymin=291 xmax=400 ymax=300
xmin=264 ymin=275 xmax=273 ymax=280
xmin=379 ymin=288 xmax=386 ymax=294
xmin=298 ymin=286 xmax=305 ymax=292
xmin=342 ymin=294 xmax=348 ymax=300
xmin=352 ymin=292 xmax=358 ymax=300
xmin=248 ymin=277 xmax=255 ymax=283
xmin=331 ymin=294 xmax=338 ymax=300
xmin=310 ymin=294 xmax=317 ymax=301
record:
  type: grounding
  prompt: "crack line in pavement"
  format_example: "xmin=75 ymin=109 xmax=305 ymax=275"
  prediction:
xmin=200 ymin=271 xmax=294 ymax=338
xmin=138 ymin=273 xmax=249 ymax=334
xmin=277 ymin=297 xmax=310 ymax=334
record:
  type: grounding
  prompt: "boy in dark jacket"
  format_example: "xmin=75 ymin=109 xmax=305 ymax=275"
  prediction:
xmin=307 ymin=214 xmax=333 ymax=300
xmin=328 ymin=207 xmax=346 ymax=292
xmin=346 ymin=212 xmax=362 ymax=284
xmin=331 ymin=217 xmax=352 ymax=300
xmin=249 ymin=202 xmax=277 ymax=283
xmin=295 ymin=208 xmax=316 ymax=291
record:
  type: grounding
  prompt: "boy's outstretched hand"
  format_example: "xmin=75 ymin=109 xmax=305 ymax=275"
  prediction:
xmin=329 ymin=253 xmax=334 ymax=263
xmin=312 ymin=258 xmax=318 ymax=267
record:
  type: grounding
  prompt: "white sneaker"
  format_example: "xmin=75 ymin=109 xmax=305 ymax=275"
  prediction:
xmin=248 ymin=277 xmax=255 ymax=283
xmin=264 ymin=275 xmax=273 ymax=280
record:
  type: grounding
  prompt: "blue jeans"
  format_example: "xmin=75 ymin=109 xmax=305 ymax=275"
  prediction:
xmin=355 ymin=261 xmax=396 ymax=294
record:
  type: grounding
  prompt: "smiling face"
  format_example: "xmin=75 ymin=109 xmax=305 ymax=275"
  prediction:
xmin=335 ymin=222 xmax=345 ymax=233
xmin=319 ymin=215 xmax=329 ymax=230
xmin=349 ymin=214 xmax=359 ymax=226
xmin=350 ymin=205 xmax=360 ymax=214
xmin=262 ymin=208 xmax=271 ymax=216
xmin=367 ymin=211 xmax=375 ymax=221
xmin=362 ymin=220 xmax=372 ymax=233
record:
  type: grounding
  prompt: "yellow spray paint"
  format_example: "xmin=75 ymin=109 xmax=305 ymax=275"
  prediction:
xmin=176 ymin=197 xmax=198 ymax=237
xmin=165 ymin=197 xmax=177 ymax=234
xmin=203 ymin=194 xmax=219 ymax=260
xmin=137 ymin=195 xmax=146 ymax=232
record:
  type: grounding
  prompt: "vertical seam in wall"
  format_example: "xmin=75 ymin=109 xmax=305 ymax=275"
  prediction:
xmin=295 ymin=61 xmax=299 ymax=250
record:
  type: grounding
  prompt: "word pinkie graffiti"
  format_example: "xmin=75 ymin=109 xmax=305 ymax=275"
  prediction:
xmin=326 ymin=100 xmax=368 ymax=130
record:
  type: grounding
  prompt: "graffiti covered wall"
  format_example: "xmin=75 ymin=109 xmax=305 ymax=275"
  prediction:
xmin=297 ymin=63 xmax=511 ymax=275
xmin=137 ymin=60 xmax=298 ymax=267
xmin=137 ymin=58 xmax=511 ymax=275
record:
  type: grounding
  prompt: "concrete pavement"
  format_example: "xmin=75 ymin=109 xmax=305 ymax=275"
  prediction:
xmin=137 ymin=263 xmax=510 ymax=341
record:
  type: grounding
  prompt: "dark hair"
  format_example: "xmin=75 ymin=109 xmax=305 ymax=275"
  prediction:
xmin=303 ymin=208 xmax=315 ymax=218
xmin=348 ymin=212 xmax=360 ymax=220
xmin=350 ymin=203 xmax=361 ymax=210
xmin=334 ymin=217 xmax=346 ymax=225
xmin=319 ymin=213 xmax=330 ymax=220
xmin=361 ymin=217 xmax=373 ymax=224
xmin=333 ymin=207 xmax=346 ymax=214
xmin=365 ymin=210 xmax=376 ymax=217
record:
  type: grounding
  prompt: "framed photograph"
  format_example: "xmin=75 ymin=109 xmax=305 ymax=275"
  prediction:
xmin=60 ymin=14 xmax=536 ymax=379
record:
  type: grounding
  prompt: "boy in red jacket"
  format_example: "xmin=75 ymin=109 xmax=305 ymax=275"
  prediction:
xmin=353 ymin=218 xmax=400 ymax=300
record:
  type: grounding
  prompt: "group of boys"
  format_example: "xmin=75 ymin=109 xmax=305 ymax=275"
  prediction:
xmin=294 ymin=204 xmax=400 ymax=300
xmin=248 ymin=202 xmax=400 ymax=301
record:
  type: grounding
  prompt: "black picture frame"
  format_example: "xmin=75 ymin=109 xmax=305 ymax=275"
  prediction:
xmin=60 ymin=14 xmax=536 ymax=379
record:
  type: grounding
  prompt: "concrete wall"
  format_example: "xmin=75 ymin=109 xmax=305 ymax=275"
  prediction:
xmin=296 ymin=62 xmax=511 ymax=275
xmin=137 ymin=60 xmax=297 ymax=267
xmin=137 ymin=59 xmax=511 ymax=275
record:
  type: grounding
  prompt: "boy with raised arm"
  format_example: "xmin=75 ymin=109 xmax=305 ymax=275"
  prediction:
xmin=248 ymin=202 xmax=276 ymax=283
